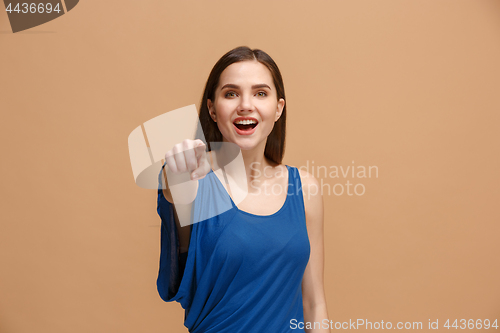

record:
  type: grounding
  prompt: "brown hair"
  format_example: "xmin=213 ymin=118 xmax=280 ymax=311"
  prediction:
xmin=197 ymin=46 xmax=287 ymax=165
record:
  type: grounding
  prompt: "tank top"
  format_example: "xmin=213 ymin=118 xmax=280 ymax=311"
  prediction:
xmin=156 ymin=163 xmax=310 ymax=333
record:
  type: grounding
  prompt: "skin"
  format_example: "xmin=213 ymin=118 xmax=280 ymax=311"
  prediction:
xmin=299 ymin=169 xmax=331 ymax=333
xmin=209 ymin=60 xmax=330 ymax=332
xmin=207 ymin=60 xmax=287 ymax=215
xmin=164 ymin=59 xmax=330 ymax=332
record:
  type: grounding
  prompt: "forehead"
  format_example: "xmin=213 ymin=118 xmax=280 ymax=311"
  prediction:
xmin=218 ymin=60 xmax=274 ymax=87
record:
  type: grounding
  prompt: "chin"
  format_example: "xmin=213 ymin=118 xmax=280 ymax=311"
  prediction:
xmin=222 ymin=138 xmax=254 ymax=151
xmin=237 ymin=144 xmax=256 ymax=151
xmin=235 ymin=138 xmax=267 ymax=152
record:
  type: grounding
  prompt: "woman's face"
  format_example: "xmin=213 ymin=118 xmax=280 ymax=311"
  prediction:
xmin=207 ymin=60 xmax=285 ymax=152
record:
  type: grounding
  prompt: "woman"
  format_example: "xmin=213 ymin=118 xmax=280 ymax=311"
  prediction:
xmin=157 ymin=46 xmax=330 ymax=332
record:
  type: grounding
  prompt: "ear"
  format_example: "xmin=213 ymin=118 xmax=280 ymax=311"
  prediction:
xmin=275 ymin=98 xmax=285 ymax=122
xmin=207 ymin=99 xmax=216 ymax=122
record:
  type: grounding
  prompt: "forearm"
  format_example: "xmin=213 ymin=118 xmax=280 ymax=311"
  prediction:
xmin=303 ymin=303 xmax=331 ymax=333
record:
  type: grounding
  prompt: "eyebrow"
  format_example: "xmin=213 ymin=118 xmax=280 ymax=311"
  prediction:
xmin=220 ymin=83 xmax=272 ymax=90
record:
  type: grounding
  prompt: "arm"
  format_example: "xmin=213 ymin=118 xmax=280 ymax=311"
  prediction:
xmin=161 ymin=163 xmax=193 ymax=253
xmin=299 ymin=170 xmax=331 ymax=333
xmin=161 ymin=139 xmax=211 ymax=253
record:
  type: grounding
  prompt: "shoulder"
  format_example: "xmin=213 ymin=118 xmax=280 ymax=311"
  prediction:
xmin=289 ymin=166 xmax=323 ymax=215
xmin=294 ymin=167 xmax=320 ymax=189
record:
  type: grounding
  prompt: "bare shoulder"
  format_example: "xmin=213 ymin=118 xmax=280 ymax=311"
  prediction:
xmin=292 ymin=167 xmax=323 ymax=215
xmin=295 ymin=167 xmax=320 ymax=189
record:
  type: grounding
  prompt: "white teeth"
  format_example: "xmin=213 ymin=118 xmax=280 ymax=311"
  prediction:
xmin=234 ymin=119 xmax=257 ymax=125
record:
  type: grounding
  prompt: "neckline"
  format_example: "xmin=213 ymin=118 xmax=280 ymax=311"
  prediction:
xmin=210 ymin=165 xmax=291 ymax=218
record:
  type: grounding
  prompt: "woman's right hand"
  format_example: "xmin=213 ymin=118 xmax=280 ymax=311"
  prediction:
xmin=162 ymin=140 xmax=209 ymax=241
xmin=165 ymin=139 xmax=211 ymax=181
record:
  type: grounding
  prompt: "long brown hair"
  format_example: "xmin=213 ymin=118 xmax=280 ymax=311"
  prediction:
xmin=196 ymin=46 xmax=287 ymax=165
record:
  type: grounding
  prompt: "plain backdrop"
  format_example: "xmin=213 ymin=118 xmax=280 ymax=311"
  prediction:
xmin=1 ymin=1 xmax=499 ymax=332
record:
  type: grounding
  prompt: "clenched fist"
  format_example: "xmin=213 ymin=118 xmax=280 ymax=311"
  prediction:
xmin=165 ymin=139 xmax=211 ymax=181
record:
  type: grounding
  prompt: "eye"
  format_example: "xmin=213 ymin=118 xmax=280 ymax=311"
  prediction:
xmin=256 ymin=91 xmax=267 ymax=97
xmin=225 ymin=91 xmax=237 ymax=98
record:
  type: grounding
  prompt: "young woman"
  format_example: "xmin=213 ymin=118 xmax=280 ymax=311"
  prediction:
xmin=157 ymin=46 xmax=330 ymax=332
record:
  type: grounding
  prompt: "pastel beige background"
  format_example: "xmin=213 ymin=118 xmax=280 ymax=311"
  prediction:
xmin=1 ymin=1 xmax=499 ymax=332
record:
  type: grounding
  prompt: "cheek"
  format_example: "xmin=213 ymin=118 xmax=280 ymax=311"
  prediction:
xmin=262 ymin=108 xmax=278 ymax=123
xmin=214 ymin=103 xmax=233 ymax=120
xmin=216 ymin=114 xmax=233 ymax=135
xmin=217 ymin=113 xmax=233 ymax=126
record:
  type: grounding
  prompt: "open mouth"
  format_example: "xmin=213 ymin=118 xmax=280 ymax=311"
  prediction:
xmin=234 ymin=122 xmax=258 ymax=131
xmin=233 ymin=119 xmax=259 ymax=132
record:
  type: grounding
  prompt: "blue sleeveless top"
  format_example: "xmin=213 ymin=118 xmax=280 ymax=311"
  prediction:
xmin=156 ymin=163 xmax=310 ymax=332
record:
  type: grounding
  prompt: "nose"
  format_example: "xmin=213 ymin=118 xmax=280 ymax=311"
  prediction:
xmin=238 ymin=93 xmax=255 ymax=112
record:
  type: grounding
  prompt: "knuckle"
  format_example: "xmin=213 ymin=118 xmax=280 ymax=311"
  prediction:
xmin=182 ymin=139 xmax=191 ymax=149
xmin=194 ymin=139 xmax=205 ymax=148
